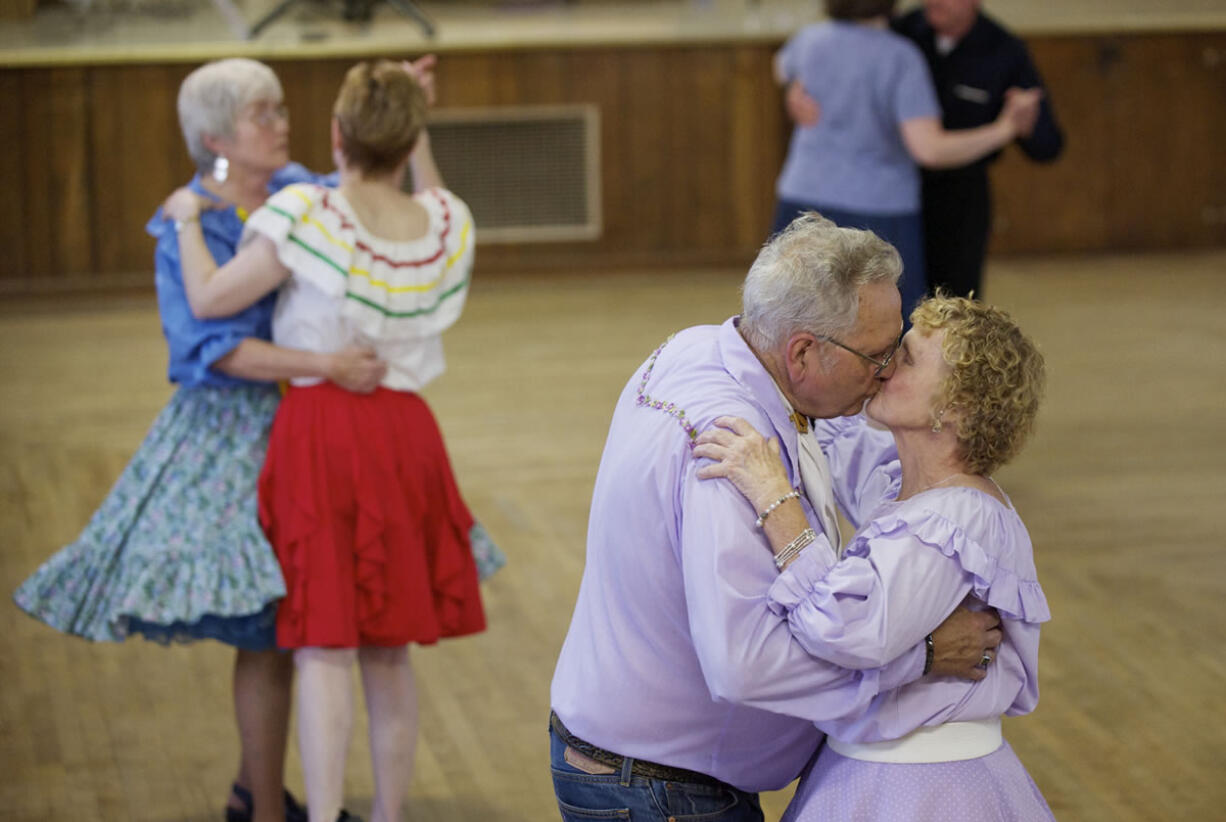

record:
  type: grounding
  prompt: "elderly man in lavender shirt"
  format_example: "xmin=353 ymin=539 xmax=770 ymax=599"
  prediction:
xmin=549 ymin=213 xmax=1003 ymax=822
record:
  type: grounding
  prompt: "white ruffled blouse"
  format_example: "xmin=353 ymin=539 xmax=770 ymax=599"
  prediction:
xmin=243 ymin=183 xmax=475 ymax=391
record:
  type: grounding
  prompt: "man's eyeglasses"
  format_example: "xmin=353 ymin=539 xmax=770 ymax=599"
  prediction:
xmin=818 ymin=331 xmax=903 ymax=377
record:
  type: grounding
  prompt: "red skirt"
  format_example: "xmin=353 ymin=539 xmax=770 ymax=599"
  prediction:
xmin=259 ymin=383 xmax=486 ymax=648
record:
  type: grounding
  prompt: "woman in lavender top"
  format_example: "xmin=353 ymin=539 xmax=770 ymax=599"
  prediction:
xmin=694 ymin=295 xmax=1055 ymax=820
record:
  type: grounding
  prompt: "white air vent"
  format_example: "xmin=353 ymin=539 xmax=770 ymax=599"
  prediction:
xmin=408 ymin=105 xmax=602 ymax=244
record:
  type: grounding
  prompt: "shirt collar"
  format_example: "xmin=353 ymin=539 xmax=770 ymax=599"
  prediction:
xmin=717 ymin=316 xmax=805 ymax=482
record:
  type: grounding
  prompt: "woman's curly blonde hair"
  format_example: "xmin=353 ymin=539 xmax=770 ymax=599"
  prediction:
xmin=910 ymin=295 xmax=1046 ymax=475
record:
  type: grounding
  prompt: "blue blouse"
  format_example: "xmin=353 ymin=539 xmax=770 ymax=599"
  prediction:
xmin=146 ymin=162 xmax=336 ymax=388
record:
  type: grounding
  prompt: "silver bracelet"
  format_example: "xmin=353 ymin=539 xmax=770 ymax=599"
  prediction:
xmin=773 ymin=527 xmax=816 ymax=570
xmin=755 ymin=489 xmax=802 ymax=528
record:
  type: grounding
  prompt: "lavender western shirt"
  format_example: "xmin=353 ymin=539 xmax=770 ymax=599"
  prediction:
xmin=767 ymin=415 xmax=1050 ymax=744
xmin=550 ymin=318 xmax=924 ymax=793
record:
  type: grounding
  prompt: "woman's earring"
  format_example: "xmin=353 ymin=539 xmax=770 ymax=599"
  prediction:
xmin=212 ymin=155 xmax=229 ymax=184
xmin=931 ymin=409 xmax=945 ymax=434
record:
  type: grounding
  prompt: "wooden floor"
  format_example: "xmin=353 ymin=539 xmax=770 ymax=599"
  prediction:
xmin=2 ymin=251 xmax=1224 ymax=821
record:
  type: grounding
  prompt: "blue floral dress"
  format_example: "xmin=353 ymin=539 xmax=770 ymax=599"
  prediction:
xmin=13 ymin=165 xmax=326 ymax=650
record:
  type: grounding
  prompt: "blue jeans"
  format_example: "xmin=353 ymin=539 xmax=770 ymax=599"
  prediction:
xmin=549 ymin=727 xmax=764 ymax=822
xmin=772 ymin=200 xmax=928 ymax=325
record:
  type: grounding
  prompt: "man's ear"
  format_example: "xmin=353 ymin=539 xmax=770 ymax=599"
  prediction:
xmin=784 ymin=333 xmax=818 ymax=381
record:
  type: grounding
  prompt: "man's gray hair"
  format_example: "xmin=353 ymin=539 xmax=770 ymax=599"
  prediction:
xmin=177 ymin=58 xmax=282 ymax=172
xmin=741 ymin=212 xmax=902 ymax=351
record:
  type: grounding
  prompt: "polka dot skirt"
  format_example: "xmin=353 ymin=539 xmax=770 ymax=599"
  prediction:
xmin=781 ymin=740 xmax=1056 ymax=822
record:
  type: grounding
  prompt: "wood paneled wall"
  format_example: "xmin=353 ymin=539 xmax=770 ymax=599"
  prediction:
xmin=991 ymin=32 xmax=1226 ymax=252
xmin=1 ymin=31 xmax=1224 ymax=292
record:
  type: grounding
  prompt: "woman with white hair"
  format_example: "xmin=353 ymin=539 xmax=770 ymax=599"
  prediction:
xmin=695 ymin=294 xmax=1054 ymax=820
xmin=13 ymin=57 xmax=397 ymax=822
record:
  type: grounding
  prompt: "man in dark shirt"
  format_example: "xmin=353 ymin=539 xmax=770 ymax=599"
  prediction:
xmin=892 ymin=0 xmax=1063 ymax=298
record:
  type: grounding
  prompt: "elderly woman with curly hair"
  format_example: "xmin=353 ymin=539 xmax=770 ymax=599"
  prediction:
xmin=693 ymin=294 xmax=1055 ymax=821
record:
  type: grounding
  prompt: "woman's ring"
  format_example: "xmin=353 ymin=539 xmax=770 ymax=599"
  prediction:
xmin=980 ymin=651 xmax=993 ymax=667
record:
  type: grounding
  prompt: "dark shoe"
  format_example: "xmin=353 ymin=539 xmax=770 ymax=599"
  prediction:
xmin=336 ymin=813 xmax=364 ymax=822
xmin=283 ymin=789 xmax=308 ymax=822
xmin=224 ymin=784 xmax=252 ymax=822
xmin=225 ymin=783 xmax=310 ymax=822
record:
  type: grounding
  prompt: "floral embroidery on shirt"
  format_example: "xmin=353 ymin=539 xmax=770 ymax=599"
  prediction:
xmin=636 ymin=335 xmax=698 ymax=446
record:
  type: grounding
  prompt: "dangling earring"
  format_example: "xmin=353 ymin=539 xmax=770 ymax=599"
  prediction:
xmin=931 ymin=409 xmax=945 ymax=434
xmin=212 ymin=155 xmax=229 ymax=184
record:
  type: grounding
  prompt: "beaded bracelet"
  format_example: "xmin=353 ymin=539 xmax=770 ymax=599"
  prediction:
xmin=923 ymin=633 xmax=935 ymax=675
xmin=773 ymin=527 xmax=816 ymax=570
xmin=755 ymin=490 xmax=802 ymax=528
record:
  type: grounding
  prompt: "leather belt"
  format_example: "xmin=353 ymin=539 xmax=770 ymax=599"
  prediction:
xmin=550 ymin=711 xmax=728 ymax=789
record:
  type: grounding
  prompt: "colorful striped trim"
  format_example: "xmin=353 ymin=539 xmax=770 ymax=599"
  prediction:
xmin=286 ymin=185 xmax=323 ymax=210
xmin=286 ymin=188 xmax=354 ymax=255
xmin=349 ymin=218 xmax=472 ymax=294
xmin=444 ymin=218 xmax=471 ymax=268
xmin=287 ymin=234 xmax=347 ymax=278
xmin=270 ymin=184 xmax=456 ymax=270
xmin=319 ymin=188 xmax=454 ymax=269
xmin=345 ymin=275 xmax=469 ymax=318
xmin=266 ymin=188 xmax=471 ymax=302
